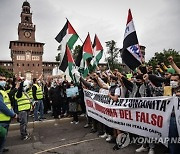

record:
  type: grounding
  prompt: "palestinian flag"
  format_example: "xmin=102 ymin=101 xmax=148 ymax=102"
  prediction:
xmin=121 ymin=9 xmax=142 ymax=70
xmin=91 ymin=34 xmax=103 ymax=68
xmin=83 ymin=33 xmax=93 ymax=77
xmin=55 ymin=19 xmax=79 ymax=65
xmin=59 ymin=44 xmax=77 ymax=81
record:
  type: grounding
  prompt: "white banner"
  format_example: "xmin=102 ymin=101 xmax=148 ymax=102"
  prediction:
xmin=84 ymin=89 xmax=175 ymax=139
xmin=174 ymin=97 xmax=180 ymax=136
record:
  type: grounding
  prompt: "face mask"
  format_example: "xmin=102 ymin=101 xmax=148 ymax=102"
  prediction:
xmin=70 ymin=86 xmax=74 ymax=88
xmin=110 ymin=82 xmax=115 ymax=86
xmin=0 ymin=81 xmax=6 ymax=88
xmin=23 ymin=86 xmax=27 ymax=92
xmin=90 ymin=83 xmax=94 ymax=87
xmin=51 ymin=83 xmax=56 ymax=88
xmin=170 ymin=81 xmax=179 ymax=89
xmin=37 ymin=81 xmax=41 ymax=84
xmin=136 ymin=82 xmax=143 ymax=87
xmin=148 ymin=71 xmax=153 ymax=74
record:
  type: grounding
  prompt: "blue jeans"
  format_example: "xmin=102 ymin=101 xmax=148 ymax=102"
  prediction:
xmin=0 ymin=123 xmax=10 ymax=154
xmin=34 ymin=100 xmax=44 ymax=121
xmin=168 ymin=116 xmax=180 ymax=154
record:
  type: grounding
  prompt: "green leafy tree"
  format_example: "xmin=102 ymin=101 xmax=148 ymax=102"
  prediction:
xmin=148 ymin=49 xmax=180 ymax=69
xmin=55 ymin=45 xmax=82 ymax=62
xmin=0 ymin=66 xmax=13 ymax=78
xmin=105 ymin=40 xmax=122 ymax=71
xmin=72 ymin=45 xmax=82 ymax=60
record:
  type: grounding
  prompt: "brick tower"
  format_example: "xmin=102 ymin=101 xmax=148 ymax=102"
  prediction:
xmin=9 ymin=1 xmax=45 ymax=80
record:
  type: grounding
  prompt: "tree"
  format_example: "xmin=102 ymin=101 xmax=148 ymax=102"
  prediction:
xmin=0 ymin=66 xmax=13 ymax=78
xmin=55 ymin=45 xmax=82 ymax=62
xmin=72 ymin=45 xmax=82 ymax=60
xmin=105 ymin=40 xmax=122 ymax=71
xmin=148 ymin=49 xmax=180 ymax=69
xmin=55 ymin=45 xmax=61 ymax=62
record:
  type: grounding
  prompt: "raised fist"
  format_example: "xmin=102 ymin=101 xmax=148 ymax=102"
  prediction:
xmin=167 ymin=56 xmax=174 ymax=63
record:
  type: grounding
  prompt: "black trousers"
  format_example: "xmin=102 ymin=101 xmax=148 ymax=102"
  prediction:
xmin=52 ymin=103 xmax=61 ymax=118
xmin=72 ymin=112 xmax=78 ymax=122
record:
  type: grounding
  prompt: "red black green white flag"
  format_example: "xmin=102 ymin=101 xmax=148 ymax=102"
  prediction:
xmin=82 ymin=33 xmax=94 ymax=77
xmin=121 ymin=9 xmax=142 ymax=70
xmin=55 ymin=19 xmax=79 ymax=66
xmin=91 ymin=34 xmax=103 ymax=68
xmin=59 ymin=44 xmax=77 ymax=82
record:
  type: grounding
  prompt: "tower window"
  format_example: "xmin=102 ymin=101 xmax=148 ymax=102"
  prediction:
xmin=22 ymin=64 xmax=24 ymax=66
xmin=27 ymin=64 xmax=29 ymax=66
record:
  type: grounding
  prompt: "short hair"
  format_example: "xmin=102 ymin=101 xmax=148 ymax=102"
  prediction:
xmin=0 ymin=72 xmax=5 ymax=77
xmin=136 ymin=74 xmax=144 ymax=80
xmin=170 ymin=74 xmax=180 ymax=79
xmin=33 ymin=78 xmax=37 ymax=83
xmin=70 ymin=81 xmax=74 ymax=85
xmin=110 ymin=75 xmax=118 ymax=81
xmin=92 ymin=78 xmax=98 ymax=84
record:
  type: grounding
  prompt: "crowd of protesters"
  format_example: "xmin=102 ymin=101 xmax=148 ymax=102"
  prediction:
xmin=0 ymin=56 xmax=180 ymax=154
xmin=78 ymin=56 xmax=180 ymax=154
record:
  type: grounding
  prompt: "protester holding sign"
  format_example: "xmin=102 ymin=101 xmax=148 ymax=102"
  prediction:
xmin=169 ymin=74 xmax=180 ymax=154
xmin=95 ymin=74 xmax=127 ymax=149
xmin=68 ymin=82 xmax=79 ymax=124
xmin=80 ymin=76 xmax=101 ymax=134
xmin=117 ymin=72 xmax=155 ymax=154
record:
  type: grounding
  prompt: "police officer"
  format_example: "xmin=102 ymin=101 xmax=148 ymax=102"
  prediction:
xmin=15 ymin=81 xmax=31 ymax=140
xmin=0 ymin=73 xmax=17 ymax=153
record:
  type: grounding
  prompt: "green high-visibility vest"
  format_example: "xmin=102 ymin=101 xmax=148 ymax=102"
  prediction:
xmin=33 ymin=84 xmax=43 ymax=100
xmin=0 ymin=90 xmax=12 ymax=121
xmin=15 ymin=92 xmax=31 ymax=111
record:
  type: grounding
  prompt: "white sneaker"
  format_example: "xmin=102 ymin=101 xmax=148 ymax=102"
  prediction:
xmin=148 ymin=148 xmax=155 ymax=154
xmin=106 ymin=135 xmax=112 ymax=142
xmin=23 ymin=136 xmax=31 ymax=141
xmin=84 ymin=124 xmax=90 ymax=128
xmin=70 ymin=121 xmax=74 ymax=124
xmin=75 ymin=121 xmax=79 ymax=124
xmin=136 ymin=145 xmax=148 ymax=152
xmin=100 ymin=133 xmax=108 ymax=138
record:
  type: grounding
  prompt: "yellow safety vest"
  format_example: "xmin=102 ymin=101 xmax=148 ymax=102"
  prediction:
xmin=33 ymin=84 xmax=43 ymax=100
xmin=27 ymin=89 xmax=33 ymax=99
xmin=5 ymin=88 xmax=11 ymax=94
xmin=15 ymin=92 xmax=31 ymax=112
xmin=0 ymin=90 xmax=12 ymax=121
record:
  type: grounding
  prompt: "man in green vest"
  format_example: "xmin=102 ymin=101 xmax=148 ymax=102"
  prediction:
xmin=15 ymin=80 xmax=31 ymax=140
xmin=32 ymin=78 xmax=44 ymax=121
xmin=0 ymin=73 xmax=17 ymax=153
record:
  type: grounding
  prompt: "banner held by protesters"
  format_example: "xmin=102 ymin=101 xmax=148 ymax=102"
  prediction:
xmin=84 ymin=89 xmax=174 ymax=143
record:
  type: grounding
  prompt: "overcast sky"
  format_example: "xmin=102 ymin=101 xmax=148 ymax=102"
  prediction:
xmin=0 ymin=0 xmax=180 ymax=63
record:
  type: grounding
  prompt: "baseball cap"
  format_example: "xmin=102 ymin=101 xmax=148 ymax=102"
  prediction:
xmin=167 ymin=68 xmax=175 ymax=74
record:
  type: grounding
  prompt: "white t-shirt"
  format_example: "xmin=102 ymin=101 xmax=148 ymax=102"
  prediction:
xmin=99 ymin=88 xmax=109 ymax=95
xmin=107 ymin=85 xmax=121 ymax=96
